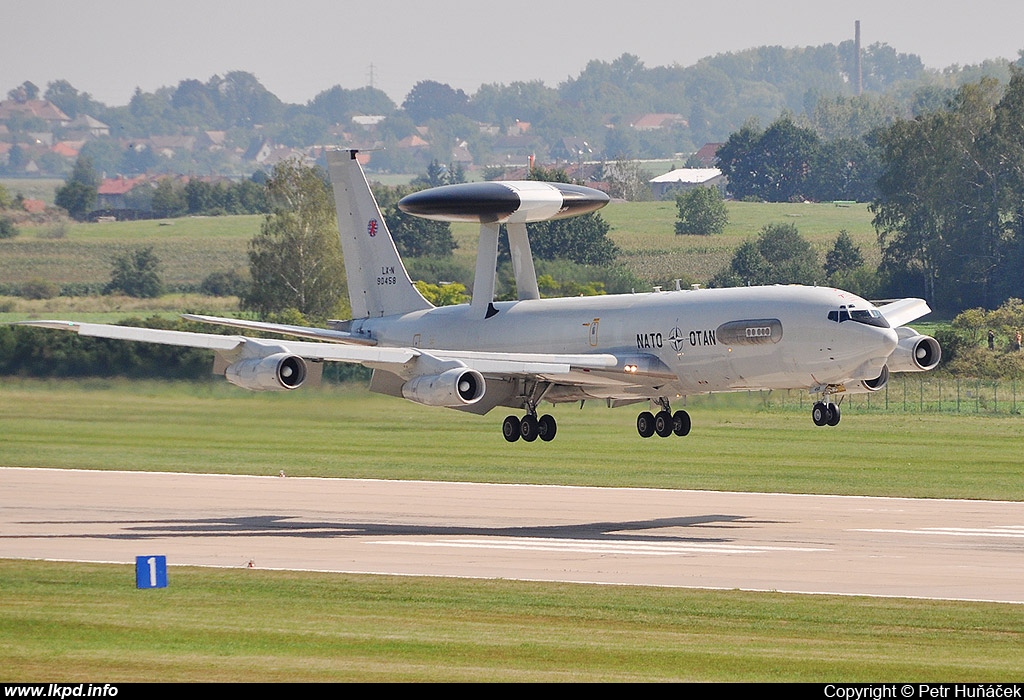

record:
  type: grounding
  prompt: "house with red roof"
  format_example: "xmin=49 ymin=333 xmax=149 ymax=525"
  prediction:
xmin=0 ymin=99 xmax=70 ymax=127
xmin=96 ymin=175 xmax=148 ymax=209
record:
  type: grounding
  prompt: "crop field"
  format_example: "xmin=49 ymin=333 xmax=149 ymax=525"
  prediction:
xmin=0 ymin=178 xmax=62 ymax=204
xmin=0 ymin=216 xmax=257 ymax=290
xmin=453 ymin=199 xmax=879 ymax=287
xmin=1 ymin=200 xmax=877 ymax=298
xmin=2 ymin=380 xmax=1023 ymax=681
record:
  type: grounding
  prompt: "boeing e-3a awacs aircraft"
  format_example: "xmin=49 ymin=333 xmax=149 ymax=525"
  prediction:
xmin=21 ymin=149 xmax=940 ymax=443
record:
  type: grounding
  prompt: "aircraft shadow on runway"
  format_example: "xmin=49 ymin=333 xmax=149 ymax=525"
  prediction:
xmin=11 ymin=513 xmax=783 ymax=544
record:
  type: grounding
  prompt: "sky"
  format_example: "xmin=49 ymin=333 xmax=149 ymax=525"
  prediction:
xmin=4 ymin=0 xmax=1023 ymax=107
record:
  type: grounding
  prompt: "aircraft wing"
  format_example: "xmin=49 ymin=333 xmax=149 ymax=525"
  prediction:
xmin=182 ymin=313 xmax=377 ymax=346
xmin=876 ymin=298 xmax=932 ymax=327
xmin=15 ymin=319 xmax=618 ymax=377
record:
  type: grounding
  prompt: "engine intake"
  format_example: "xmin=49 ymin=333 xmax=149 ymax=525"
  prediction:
xmin=225 ymin=353 xmax=307 ymax=391
xmin=888 ymin=331 xmax=942 ymax=373
xmin=860 ymin=365 xmax=889 ymax=392
xmin=401 ymin=368 xmax=485 ymax=407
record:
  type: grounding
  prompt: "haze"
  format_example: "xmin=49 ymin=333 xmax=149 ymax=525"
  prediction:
xmin=4 ymin=0 xmax=1023 ymax=106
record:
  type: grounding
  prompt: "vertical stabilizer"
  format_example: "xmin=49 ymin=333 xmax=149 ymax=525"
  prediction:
xmin=325 ymin=149 xmax=432 ymax=318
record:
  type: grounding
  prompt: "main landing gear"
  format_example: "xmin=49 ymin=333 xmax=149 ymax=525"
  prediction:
xmin=637 ymin=399 xmax=690 ymax=439
xmin=502 ymin=412 xmax=557 ymax=443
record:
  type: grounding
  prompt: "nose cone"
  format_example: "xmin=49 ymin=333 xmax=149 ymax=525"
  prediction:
xmin=882 ymin=326 xmax=899 ymax=354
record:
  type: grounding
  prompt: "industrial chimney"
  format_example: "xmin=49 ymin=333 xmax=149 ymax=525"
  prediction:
xmin=855 ymin=20 xmax=863 ymax=95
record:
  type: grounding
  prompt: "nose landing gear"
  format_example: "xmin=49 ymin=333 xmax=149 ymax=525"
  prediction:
xmin=811 ymin=386 xmax=842 ymax=427
xmin=811 ymin=400 xmax=841 ymax=426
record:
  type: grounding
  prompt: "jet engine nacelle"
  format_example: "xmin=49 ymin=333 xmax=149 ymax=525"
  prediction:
xmin=845 ymin=365 xmax=889 ymax=394
xmin=224 ymin=353 xmax=307 ymax=391
xmin=401 ymin=368 xmax=485 ymax=407
xmin=887 ymin=330 xmax=942 ymax=373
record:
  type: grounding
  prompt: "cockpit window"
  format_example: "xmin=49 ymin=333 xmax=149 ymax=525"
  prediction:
xmin=828 ymin=306 xmax=889 ymax=328
xmin=849 ymin=308 xmax=889 ymax=327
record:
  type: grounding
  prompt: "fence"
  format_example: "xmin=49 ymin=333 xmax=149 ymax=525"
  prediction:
xmin=693 ymin=375 xmax=1022 ymax=415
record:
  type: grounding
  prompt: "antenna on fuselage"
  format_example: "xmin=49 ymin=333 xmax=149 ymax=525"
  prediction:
xmin=398 ymin=180 xmax=609 ymax=319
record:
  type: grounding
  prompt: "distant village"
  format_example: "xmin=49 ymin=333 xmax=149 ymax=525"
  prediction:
xmin=4 ymin=40 xmax=977 ymax=218
xmin=0 ymin=77 xmax=729 ymax=219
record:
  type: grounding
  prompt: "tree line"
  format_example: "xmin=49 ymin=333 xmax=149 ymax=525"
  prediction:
xmin=53 ymin=155 xmax=270 ymax=221
xmin=8 ymin=43 xmax=1022 ymax=178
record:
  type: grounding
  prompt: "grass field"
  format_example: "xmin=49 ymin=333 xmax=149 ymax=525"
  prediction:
xmin=2 ymin=380 xmax=1023 ymax=681
xmin=3 ymin=379 xmax=1023 ymax=499
xmin=3 ymin=560 xmax=1022 ymax=682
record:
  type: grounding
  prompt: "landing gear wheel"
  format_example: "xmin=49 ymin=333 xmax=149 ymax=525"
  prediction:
xmin=826 ymin=402 xmax=841 ymax=426
xmin=637 ymin=411 xmax=656 ymax=438
xmin=537 ymin=414 xmax=557 ymax=442
xmin=502 ymin=415 xmax=521 ymax=442
xmin=672 ymin=410 xmax=691 ymax=437
xmin=812 ymin=401 xmax=829 ymax=427
xmin=654 ymin=410 xmax=674 ymax=438
xmin=520 ymin=414 xmax=539 ymax=442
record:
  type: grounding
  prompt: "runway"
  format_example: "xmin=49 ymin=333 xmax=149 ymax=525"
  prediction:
xmin=2 ymin=467 xmax=1023 ymax=603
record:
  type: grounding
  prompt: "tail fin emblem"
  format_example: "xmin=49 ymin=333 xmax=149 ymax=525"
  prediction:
xmin=367 ymin=219 xmax=378 ymax=237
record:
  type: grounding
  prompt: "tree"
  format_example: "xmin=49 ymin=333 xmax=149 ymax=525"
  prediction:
xmin=44 ymin=79 xmax=101 ymax=120
xmin=824 ymin=231 xmax=865 ymax=277
xmin=712 ymin=223 xmax=820 ymax=287
xmin=604 ymin=159 xmax=650 ymax=201
xmin=151 ymin=178 xmax=187 ymax=218
xmin=372 ymin=177 xmax=458 ymax=259
xmin=872 ymin=72 xmax=1024 ymax=312
xmin=243 ymin=159 xmax=347 ymax=320
xmin=749 ymin=117 xmax=820 ymax=201
xmin=54 ymin=155 xmax=99 ymax=220
xmin=675 ymin=186 xmax=728 ymax=235
xmin=524 ymin=213 xmax=618 ymax=266
xmin=106 ymin=247 xmax=163 ymax=298
xmin=718 ymin=115 xmax=881 ymax=203
xmin=308 ymin=85 xmax=396 ymax=122
xmin=414 ymin=281 xmax=469 ymax=306
xmin=0 ymin=218 xmax=18 ymax=239
xmin=7 ymin=81 xmax=39 ymax=102
xmin=402 ymin=80 xmax=469 ymax=123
